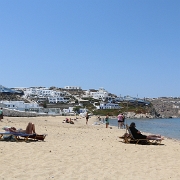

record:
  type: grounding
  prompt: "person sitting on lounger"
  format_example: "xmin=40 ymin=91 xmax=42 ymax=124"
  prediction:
xmin=8 ymin=122 xmax=36 ymax=134
xmin=129 ymin=122 xmax=164 ymax=141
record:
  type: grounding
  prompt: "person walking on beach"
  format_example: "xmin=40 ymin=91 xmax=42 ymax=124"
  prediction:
xmin=105 ymin=115 xmax=109 ymax=128
xmin=117 ymin=113 xmax=123 ymax=129
xmin=0 ymin=108 xmax=3 ymax=122
xmin=85 ymin=112 xmax=89 ymax=125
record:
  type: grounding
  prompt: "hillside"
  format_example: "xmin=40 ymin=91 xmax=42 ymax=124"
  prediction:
xmin=0 ymin=93 xmax=180 ymax=118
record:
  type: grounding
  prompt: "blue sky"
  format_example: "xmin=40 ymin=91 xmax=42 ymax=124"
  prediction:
xmin=0 ymin=0 xmax=179 ymax=98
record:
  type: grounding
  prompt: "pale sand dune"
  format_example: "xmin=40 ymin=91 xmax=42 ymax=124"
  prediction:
xmin=0 ymin=116 xmax=180 ymax=180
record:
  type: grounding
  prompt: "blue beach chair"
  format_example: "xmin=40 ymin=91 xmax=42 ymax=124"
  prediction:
xmin=0 ymin=131 xmax=46 ymax=142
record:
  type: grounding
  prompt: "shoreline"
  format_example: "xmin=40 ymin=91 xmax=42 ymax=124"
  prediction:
xmin=109 ymin=117 xmax=180 ymax=141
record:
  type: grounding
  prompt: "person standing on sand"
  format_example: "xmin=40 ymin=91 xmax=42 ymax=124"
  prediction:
xmin=105 ymin=115 xmax=109 ymax=128
xmin=0 ymin=108 xmax=3 ymax=122
xmin=86 ymin=112 xmax=89 ymax=125
xmin=122 ymin=114 xmax=125 ymax=129
xmin=117 ymin=113 xmax=123 ymax=129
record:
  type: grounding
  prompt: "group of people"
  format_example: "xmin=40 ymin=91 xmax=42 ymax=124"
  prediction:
xmin=88 ymin=113 xmax=164 ymax=141
xmin=89 ymin=113 xmax=125 ymax=129
xmin=86 ymin=113 xmax=110 ymax=128
xmin=105 ymin=113 xmax=125 ymax=129
xmin=1 ymin=109 xmax=164 ymax=142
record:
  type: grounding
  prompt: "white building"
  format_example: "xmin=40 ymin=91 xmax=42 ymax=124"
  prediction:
xmin=173 ymin=104 xmax=179 ymax=109
xmin=64 ymin=86 xmax=81 ymax=90
xmin=23 ymin=87 xmax=69 ymax=104
xmin=23 ymin=87 xmax=66 ymax=97
xmin=48 ymin=97 xmax=69 ymax=103
xmin=96 ymin=102 xmax=121 ymax=110
xmin=0 ymin=101 xmax=42 ymax=112
xmin=84 ymin=88 xmax=109 ymax=100
xmin=62 ymin=107 xmax=75 ymax=115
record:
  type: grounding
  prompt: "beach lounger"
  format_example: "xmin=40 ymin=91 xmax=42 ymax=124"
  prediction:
xmin=124 ymin=125 xmax=161 ymax=145
xmin=124 ymin=125 xmax=149 ymax=144
xmin=0 ymin=132 xmax=46 ymax=142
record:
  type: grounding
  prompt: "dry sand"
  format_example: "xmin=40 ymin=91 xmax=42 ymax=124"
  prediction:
xmin=0 ymin=116 xmax=180 ymax=180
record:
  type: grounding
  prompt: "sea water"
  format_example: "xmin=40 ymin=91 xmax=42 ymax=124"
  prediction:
xmin=109 ymin=118 xmax=180 ymax=140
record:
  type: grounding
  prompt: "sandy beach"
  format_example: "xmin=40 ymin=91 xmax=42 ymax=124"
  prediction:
xmin=0 ymin=116 xmax=180 ymax=180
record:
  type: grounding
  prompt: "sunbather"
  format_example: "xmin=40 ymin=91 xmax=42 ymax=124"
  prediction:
xmin=8 ymin=122 xmax=36 ymax=134
xmin=129 ymin=122 xmax=164 ymax=141
xmin=62 ymin=118 xmax=74 ymax=124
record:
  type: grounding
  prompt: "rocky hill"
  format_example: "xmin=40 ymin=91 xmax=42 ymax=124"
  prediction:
xmin=148 ymin=97 xmax=180 ymax=118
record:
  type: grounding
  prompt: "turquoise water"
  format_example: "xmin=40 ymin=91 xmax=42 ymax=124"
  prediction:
xmin=109 ymin=118 xmax=180 ymax=140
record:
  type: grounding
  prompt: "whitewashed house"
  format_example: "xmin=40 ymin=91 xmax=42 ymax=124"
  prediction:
xmin=96 ymin=102 xmax=121 ymax=110
xmin=48 ymin=97 xmax=69 ymax=103
xmin=62 ymin=107 xmax=75 ymax=115
xmin=83 ymin=88 xmax=109 ymax=100
xmin=91 ymin=88 xmax=109 ymax=100
xmin=0 ymin=101 xmax=42 ymax=112
xmin=24 ymin=87 xmax=66 ymax=97
xmin=64 ymin=86 xmax=81 ymax=90
xmin=23 ymin=87 xmax=69 ymax=104
xmin=0 ymin=100 xmax=64 ymax=115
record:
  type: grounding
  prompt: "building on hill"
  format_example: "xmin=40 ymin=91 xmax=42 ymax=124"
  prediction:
xmin=48 ymin=97 xmax=69 ymax=103
xmin=123 ymin=95 xmax=150 ymax=106
xmin=22 ymin=87 xmax=70 ymax=104
xmin=83 ymin=87 xmax=109 ymax=101
xmin=64 ymin=86 xmax=81 ymax=90
xmin=62 ymin=86 xmax=83 ymax=97
xmin=96 ymin=102 xmax=121 ymax=109
xmin=23 ymin=87 xmax=66 ymax=97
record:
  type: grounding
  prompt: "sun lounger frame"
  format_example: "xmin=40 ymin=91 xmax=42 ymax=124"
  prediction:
xmin=0 ymin=132 xmax=46 ymax=142
xmin=124 ymin=125 xmax=162 ymax=145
